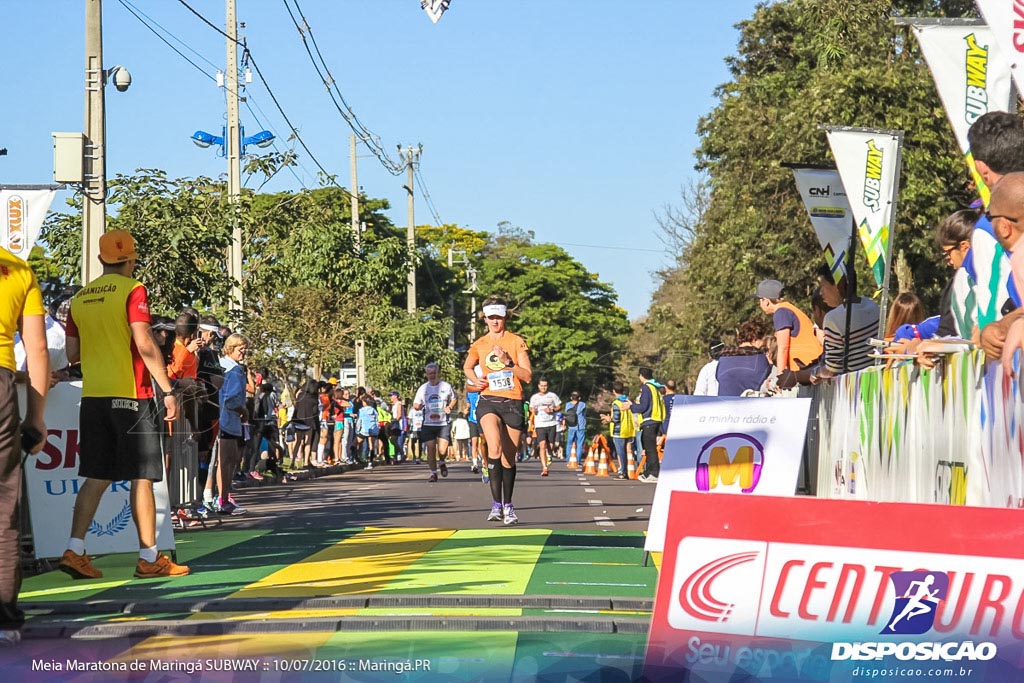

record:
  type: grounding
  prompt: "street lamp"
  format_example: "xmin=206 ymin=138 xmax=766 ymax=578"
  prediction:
xmin=190 ymin=126 xmax=274 ymax=156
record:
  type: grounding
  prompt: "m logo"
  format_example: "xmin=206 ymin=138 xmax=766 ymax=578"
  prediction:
xmin=696 ymin=433 xmax=764 ymax=493
xmin=883 ymin=571 xmax=950 ymax=635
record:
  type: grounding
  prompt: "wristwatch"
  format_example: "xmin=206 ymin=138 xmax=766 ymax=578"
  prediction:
xmin=505 ymin=360 xmax=515 ymax=368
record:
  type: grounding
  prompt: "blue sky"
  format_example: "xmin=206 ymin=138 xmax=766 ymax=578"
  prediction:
xmin=2 ymin=0 xmax=761 ymax=318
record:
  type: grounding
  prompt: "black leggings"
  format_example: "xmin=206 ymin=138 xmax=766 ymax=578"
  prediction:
xmin=488 ymin=457 xmax=516 ymax=505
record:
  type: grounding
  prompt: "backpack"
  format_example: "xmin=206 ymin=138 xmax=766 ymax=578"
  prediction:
xmin=564 ymin=402 xmax=579 ymax=427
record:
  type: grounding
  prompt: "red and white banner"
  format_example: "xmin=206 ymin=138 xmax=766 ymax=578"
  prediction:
xmin=645 ymin=492 xmax=1024 ymax=681
xmin=1 ymin=188 xmax=55 ymax=258
xmin=975 ymin=0 xmax=1024 ymax=101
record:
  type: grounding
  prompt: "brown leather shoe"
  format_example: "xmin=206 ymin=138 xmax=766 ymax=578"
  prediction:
xmin=134 ymin=554 xmax=190 ymax=579
xmin=58 ymin=550 xmax=103 ymax=580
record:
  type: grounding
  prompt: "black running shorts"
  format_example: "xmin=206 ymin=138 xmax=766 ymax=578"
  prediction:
xmin=534 ymin=425 xmax=557 ymax=448
xmin=420 ymin=423 xmax=451 ymax=443
xmin=79 ymin=397 xmax=164 ymax=482
xmin=476 ymin=395 xmax=526 ymax=431
xmin=468 ymin=421 xmax=481 ymax=438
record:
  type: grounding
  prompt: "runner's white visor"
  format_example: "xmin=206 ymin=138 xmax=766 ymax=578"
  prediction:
xmin=482 ymin=304 xmax=507 ymax=318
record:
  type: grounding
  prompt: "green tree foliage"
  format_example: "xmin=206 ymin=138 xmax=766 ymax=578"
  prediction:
xmin=647 ymin=0 xmax=978 ymax=384
xmin=476 ymin=225 xmax=631 ymax=398
xmin=363 ymin=308 xmax=459 ymax=399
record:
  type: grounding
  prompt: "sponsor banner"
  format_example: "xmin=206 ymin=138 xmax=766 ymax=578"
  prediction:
xmin=910 ymin=22 xmax=1013 ymax=205
xmin=644 ymin=396 xmax=810 ymax=554
xmin=826 ymin=128 xmax=903 ymax=287
xmin=975 ymin=0 xmax=1024 ymax=104
xmin=19 ymin=382 xmax=176 ymax=559
xmin=0 ymin=189 xmax=55 ymax=258
xmin=791 ymin=168 xmax=852 ymax=282
xmin=645 ymin=492 xmax=1024 ymax=681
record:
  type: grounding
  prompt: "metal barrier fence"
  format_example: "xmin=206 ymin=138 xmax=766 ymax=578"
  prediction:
xmin=814 ymin=350 xmax=1023 ymax=509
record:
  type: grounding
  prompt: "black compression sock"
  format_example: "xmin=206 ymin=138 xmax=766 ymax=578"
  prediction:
xmin=488 ymin=458 xmax=504 ymax=503
xmin=502 ymin=462 xmax=517 ymax=504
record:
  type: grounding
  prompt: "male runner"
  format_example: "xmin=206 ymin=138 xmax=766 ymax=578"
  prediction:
xmin=529 ymin=378 xmax=561 ymax=477
xmin=412 ymin=362 xmax=457 ymax=483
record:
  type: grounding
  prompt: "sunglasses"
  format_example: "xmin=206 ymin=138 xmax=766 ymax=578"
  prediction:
xmin=985 ymin=210 xmax=1019 ymax=224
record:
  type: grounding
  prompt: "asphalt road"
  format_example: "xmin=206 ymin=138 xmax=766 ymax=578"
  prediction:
xmin=229 ymin=456 xmax=659 ymax=533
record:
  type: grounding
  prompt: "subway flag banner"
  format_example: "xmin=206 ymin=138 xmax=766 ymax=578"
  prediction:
xmin=643 ymin=493 xmax=1024 ymax=682
xmin=908 ymin=21 xmax=1013 ymax=206
xmin=975 ymin=0 xmax=1024 ymax=100
xmin=644 ymin=395 xmax=810 ymax=554
xmin=0 ymin=188 xmax=55 ymax=258
xmin=791 ymin=167 xmax=852 ymax=282
xmin=826 ymin=128 xmax=903 ymax=287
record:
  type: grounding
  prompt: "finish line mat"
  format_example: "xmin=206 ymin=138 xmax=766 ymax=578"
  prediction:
xmin=4 ymin=528 xmax=656 ymax=681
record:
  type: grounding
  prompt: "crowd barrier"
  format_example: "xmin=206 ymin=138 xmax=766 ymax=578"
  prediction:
xmin=814 ymin=350 xmax=1024 ymax=509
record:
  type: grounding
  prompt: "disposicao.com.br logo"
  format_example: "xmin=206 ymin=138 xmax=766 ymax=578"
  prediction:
xmin=831 ymin=570 xmax=997 ymax=663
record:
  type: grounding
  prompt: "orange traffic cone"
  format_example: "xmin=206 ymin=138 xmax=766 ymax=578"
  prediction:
xmin=567 ymin=446 xmax=579 ymax=470
xmin=583 ymin=446 xmax=598 ymax=475
xmin=607 ymin=451 xmax=619 ymax=474
xmin=626 ymin=451 xmax=638 ymax=480
xmin=596 ymin=449 xmax=610 ymax=477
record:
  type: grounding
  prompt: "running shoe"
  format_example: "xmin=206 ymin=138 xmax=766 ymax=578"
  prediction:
xmin=249 ymin=471 xmax=264 ymax=481
xmin=439 ymin=462 xmax=448 ymax=477
xmin=486 ymin=503 xmax=504 ymax=522
xmin=220 ymin=499 xmax=247 ymax=515
xmin=503 ymin=504 xmax=518 ymax=526
xmin=428 ymin=473 xmax=439 ymax=483
xmin=58 ymin=550 xmax=103 ymax=580
xmin=0 ymin=630 xmax=21 ymax=647
xmin=471 ymin=466 xmax=480 ymax=474
xmin=134 ymin=554 xmax=190 ymax=578
xmin=482 ymin=466 xmax=489 ymax=484
xmin=541 ymin=469 xmax=549 ymax=477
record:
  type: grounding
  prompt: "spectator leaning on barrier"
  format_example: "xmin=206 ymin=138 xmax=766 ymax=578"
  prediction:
xmin=716 ymin=321 xmax=772 ymax=396
xmin=0 ymin=243 xmax=49 ymax=646
xmin=60 ymin=230 xmax=188 ymax=580
xmin=980 ymin=173 xmax=1024 ymax=369
xmin=756 ymin=279 xmax=823 ymax=389
xmin=935 ymin=209 xmax=979 ymax=338
xmin=816 ymin=265 xmax=879 ymax=374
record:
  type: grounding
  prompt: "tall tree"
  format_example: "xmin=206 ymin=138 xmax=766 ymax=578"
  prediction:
xmin=647 ymin=0 xmax=979 ymax=384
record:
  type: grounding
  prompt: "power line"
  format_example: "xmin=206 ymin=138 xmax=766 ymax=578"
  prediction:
xmin=117 ymin=0 xmax=216 ymax=82
xmin=283 ymin=0 xmax=404 ymax=175
xmin=414 ymin=166 xmax=443 ymax=227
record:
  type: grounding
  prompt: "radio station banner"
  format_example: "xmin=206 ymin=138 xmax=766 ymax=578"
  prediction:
xmin=644 ymin=492 xmax=1024 ymax=682
xmin=826 ymin=128 xmax=903 ymax=287
xmin=20 ymin=382 xmax=176 ymax=559
xmin=909 ymin=22 xmax=1013 ymax=205
xmin=644 ymin=395 xmax=810 ymax=554
xmin=975 ymin=0 xmax=1024 ymax=101
xmin=791 ymin=168 xmax=852 ymax=282
xmin=1 ymin=188 xmax=55 ymax=258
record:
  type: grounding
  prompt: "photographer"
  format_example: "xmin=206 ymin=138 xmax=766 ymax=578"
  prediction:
xmin=0 ymin=245 xmax=49 ymax=646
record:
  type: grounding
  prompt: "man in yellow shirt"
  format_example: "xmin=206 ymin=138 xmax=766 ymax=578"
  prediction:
xmin=59 ymin=230 xmax=188 ymax=580
xmin=0 ymin=245 xmax=49 ymax=646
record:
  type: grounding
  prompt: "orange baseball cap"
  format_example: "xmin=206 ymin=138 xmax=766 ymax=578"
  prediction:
xmin=99 ymin=230 xmax=139 ymax=264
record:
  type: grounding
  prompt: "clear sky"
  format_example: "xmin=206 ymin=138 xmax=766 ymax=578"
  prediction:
xmin=2 ymin=0 xmax=761 ymax=319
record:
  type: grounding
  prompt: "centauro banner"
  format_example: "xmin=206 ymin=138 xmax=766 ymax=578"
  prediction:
xmin=909 ymin=21 xmax=1013 ymax=205
xmin=975 ymin=0 xmax=1024 ymax=102
xmin=1 ymin=188 xmax=55 ymax=258
xmin=826 ymin=128 xmax=903 ymax=287
xmin=791 ymin=168 xmax=852 ymax=282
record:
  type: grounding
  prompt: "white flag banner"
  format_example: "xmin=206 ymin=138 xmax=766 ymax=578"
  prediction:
xmin=791 ymin=168 xmax=852 ymax=281
xmin=826 ymin=128 xmax=903 ymax=287
xmin=421 ymin=0 xmax=451 ymax=24
xmin=975 ymin=0 xmax=1024 ymax=103
xmin=910 ymin=21 xmax=1013 ymax=204
xmin=1 ymin=189 xmax=55 ymax=258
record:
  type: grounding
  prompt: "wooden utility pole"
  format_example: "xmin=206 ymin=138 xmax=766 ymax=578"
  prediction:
xmin=399 ymin=145 xmax=421 ymax=314
xmin=225 ymin=0 xmax=243 ymax=310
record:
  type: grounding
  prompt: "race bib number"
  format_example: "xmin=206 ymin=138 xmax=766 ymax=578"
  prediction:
xmin=427 ymin=395 xmax=444 ymax=421
xmin=487 ymin=370 xmax=514 ymax=392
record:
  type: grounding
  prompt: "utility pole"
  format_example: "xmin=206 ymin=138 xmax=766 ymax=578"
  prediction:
xmin=446 ymin=246 xmax=476 ymax=349
xmin=399 ymin=145 xmax=421 ymax=314
xmin=82 ymin=0 xmax=106 ymax=285
xmin=355 ymin=339 xmax=366 ymax=388
xmin=225 ymin=0 xmax=243 ymax=310
xmin=350 ymin=134 xmax=360 ymax=253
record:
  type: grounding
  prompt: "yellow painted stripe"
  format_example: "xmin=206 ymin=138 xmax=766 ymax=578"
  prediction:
xmin=231 ymin=527 xmax=456 ymax=598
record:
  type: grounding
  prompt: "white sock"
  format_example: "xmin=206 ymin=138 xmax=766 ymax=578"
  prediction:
xmin=139 ymin=546 xmax=158 ymax=563
xmin=317 ymin=444 xmax=325 ymax=459
xmin=67 ymin=538 xmax=86 ymax=556
xmin=204 ymin=490 xmax=215 ymax=504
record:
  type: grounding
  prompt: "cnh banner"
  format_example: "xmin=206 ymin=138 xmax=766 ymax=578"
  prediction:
xmin=644 ymin=492 xmax=1024 ymax=682
xmin=791 ymin=167 xmax=852 ymax=282
xmin=825 ymin=127 xmax=903 ymax=288
xmin=975 ymin=0 xmax=1024 ymax=102
xmin=0 ymin=188 xmax=55 ymax=258
xmin=907 ymin=20 xmax=1013 ymax=205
